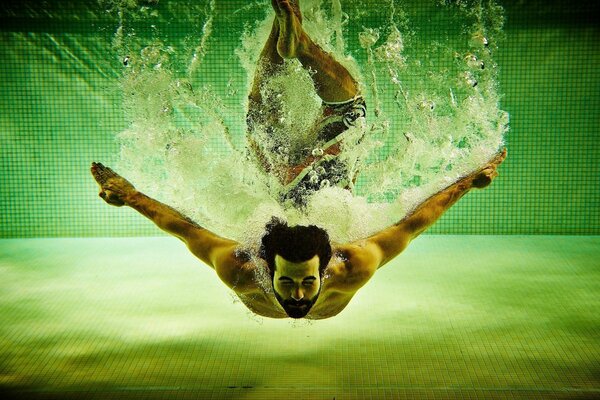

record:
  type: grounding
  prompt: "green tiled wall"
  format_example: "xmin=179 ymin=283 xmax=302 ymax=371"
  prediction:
xmin=0 ymin=0 xmax=598 ymax=237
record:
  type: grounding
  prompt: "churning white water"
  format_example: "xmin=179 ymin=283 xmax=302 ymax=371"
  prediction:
xmin=109 ymin=0 xmax=507 ymax=247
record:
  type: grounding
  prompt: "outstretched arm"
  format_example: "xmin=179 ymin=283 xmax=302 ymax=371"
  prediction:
xmin=356 ymin=149 xmax=507 ymax=269
xmin=90 ymin=163 xmax=252 ymax=287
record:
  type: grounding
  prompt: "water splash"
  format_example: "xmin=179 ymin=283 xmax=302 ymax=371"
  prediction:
xmin=107 ymin=0 xmax=508 ymax=245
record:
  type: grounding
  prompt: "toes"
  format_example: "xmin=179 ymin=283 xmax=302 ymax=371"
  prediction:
xmin=275 ymin=0 xmax=294 ymax=16
xmin=271 ymin=0 xmax=281 ymax=15
xmin=493 ymin=148 xmax=507 ymax=165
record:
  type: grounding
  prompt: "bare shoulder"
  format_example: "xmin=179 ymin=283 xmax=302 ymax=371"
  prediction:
xmin=212 ymin=245 xmax=261 ymax=294
xmin=327 ymin=242 xmax=380 ymax=293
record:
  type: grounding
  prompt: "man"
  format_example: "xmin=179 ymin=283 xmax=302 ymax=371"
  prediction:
xmin=91 ymin=0 xmax=506 ymax=319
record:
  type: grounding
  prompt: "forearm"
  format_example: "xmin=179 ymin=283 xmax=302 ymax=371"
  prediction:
xmin=364 ymin=149 xmax=505 ymax=268
xmin=366 ymin=179 xmax=470 ymax=267
xmin=124 ymin=191 xmax=240 ymax=269
xmin=125 ymin=191 xmax=200 ymax=240
xmin=401 ymin=178 xmax=471 ymax=238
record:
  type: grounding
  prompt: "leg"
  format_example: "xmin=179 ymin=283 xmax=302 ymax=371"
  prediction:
xmin=273 ymin=0 xmax=358 ymax=102
xmin=247 ymin=18 xmax=285 ymax=128
xmin=248 ymin=19 xmax=284 ymax=106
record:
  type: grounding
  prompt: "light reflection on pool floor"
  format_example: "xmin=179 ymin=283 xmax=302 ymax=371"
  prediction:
xmin=0 ymin=236 xmax=598 ymax=400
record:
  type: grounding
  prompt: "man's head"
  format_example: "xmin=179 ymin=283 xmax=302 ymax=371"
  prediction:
xmin=260 ymin=217 xmax=332 ymax=318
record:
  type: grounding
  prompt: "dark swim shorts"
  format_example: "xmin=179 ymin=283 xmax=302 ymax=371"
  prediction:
xmin=280 ymin=95 xmax=367 ymax=205
xmin=247 ymin=95 xmax=367 ymax=205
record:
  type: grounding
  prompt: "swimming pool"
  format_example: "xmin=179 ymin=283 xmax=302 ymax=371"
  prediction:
xmin=1 ymin=0 xmax=598 ymax=399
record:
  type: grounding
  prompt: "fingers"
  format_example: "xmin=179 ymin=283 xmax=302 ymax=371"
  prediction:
xmin=91 ymin=162 xmax=108 ymax=183
xmin=98 ymin=189 xmax=125 ymax=207
xmin=91 ymin=162 xmax=119 ymax=184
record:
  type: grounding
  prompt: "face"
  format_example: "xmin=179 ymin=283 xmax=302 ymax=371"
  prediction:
xmin=273 ymin=254 xmax=321 ymax=319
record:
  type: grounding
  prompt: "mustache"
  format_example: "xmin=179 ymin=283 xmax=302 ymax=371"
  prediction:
xmin=283 ymin=299 xmax=311 ymax=308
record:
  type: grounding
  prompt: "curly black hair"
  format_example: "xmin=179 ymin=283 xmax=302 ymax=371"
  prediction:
xmin=259 ymin=217 xmax=332 ymax=278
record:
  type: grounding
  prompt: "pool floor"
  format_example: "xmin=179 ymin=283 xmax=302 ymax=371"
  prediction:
xmin=1 ymin=236 xmax=598 ymax=399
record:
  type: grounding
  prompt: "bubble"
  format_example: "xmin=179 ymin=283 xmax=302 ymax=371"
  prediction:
xmin=418 ymin=100 xmax=435 ymax=111
xmin=465 ymin=54 xmax=484 ymax=69
xmin=463 ymin=72 xmax=478 ymax=87
xmin=359 ymin=28 xmax=380 ymax=49
xmin=312 ymin=148 xmax=324 ymax=157
xmin=469 ymin=33 xmax=489 ymax=48
xmin=499 ymin=111 xmax=510 ymax=128
xmin=115 ymin=0 xmax=508 ymax=245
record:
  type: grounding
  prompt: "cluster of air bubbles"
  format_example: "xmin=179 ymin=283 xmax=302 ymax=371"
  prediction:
xmin=374 ymin=27 xmax=406 ymax=66
xmin=113 ymin=0 xmax=508 ymax=243
xmin=359 ymin=28 xmax=380 ymax=49
xmin=499 ymin=110 xmax=510 ymax=128
xmin=418 ymin=100 xmax=436 ymax=111
xmin=469 ymin=32 xmax=490 ymax=48
xmin=465 ymin=53 xmax=485 ymax=70
xmin=463 ymin=72 xmax=478 ymax=87
xmin=307 ymin=164 xmax=330 ymax=186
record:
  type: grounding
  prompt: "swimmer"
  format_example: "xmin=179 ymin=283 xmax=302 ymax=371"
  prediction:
xmin=91 ymin=0 xmax=507 ymax=319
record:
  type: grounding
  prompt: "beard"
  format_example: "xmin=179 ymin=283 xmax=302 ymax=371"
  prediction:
xmin=274 ymin=290 xmax=320 ymax=319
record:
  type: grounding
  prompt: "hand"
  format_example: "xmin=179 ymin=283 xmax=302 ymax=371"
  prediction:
xmin=90 ymin=162 xmax=136 ymax=207
xmin=469 ymin=148 xmax=507 ymax=189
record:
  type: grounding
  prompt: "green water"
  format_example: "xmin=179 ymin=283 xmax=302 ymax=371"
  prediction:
xmin=0 ymin=0 xmax=598 ymax=237
xmin=0 ymin=2 xmax=599 ymax=398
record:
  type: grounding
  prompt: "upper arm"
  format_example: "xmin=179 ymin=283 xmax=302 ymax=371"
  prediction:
xmin=356 ymin=224 xmax=413 ymax=269
xmin=185 ymin=230 xmax=258 ymax=293
xmin=184 ymin=227 xmax=239 ymax=268
xmin=330 ymin=243 xmax=380 ymax=293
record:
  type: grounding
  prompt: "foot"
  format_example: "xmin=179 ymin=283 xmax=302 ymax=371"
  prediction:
xmin=91 ymin=162 xmax=137 ymax=207
xmin=471 ymin=148 xmax=507 ymax=189
xmin=271 ymin=0 xmax=306 ymax=58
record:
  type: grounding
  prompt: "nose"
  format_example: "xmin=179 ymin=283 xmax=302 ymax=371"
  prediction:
xmin=291 ymin=287 xmax=304 ymax=301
